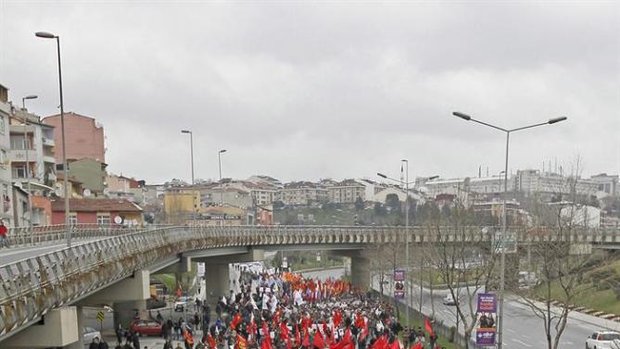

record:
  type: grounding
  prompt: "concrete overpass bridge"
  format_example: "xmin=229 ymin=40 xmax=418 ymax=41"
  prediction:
xmin=0 ymin=224 xmax=618 ymax=348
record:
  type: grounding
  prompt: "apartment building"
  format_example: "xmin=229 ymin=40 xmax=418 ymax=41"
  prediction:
xmin=42 ymin=112 xmax=105 ymax=163
xmin=326 ymin=179 xmax=366 ymax=204
xmin=279 ymin=181 xmax=328 ymax=206
xmin=590 ymin=173 xmax=618 ymax=197
xmin=0 ymin=85 xmax=15 ymax=225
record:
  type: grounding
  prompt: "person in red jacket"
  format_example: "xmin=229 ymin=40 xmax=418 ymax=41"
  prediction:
xmin=0 ymin=219 xmax=8 ymax=248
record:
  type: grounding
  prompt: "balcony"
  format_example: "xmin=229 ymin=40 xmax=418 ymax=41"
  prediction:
xmin=43 ymin=155 xmax=56 ymax=163
xmin=8 ymin=149 xmax=34 ymax=163
xmin=42 ymin=137 xmax=55 ymax=147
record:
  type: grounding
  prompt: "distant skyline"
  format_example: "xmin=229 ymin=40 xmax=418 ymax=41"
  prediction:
xmin=1 ymin=1 xmax=618 ymax=184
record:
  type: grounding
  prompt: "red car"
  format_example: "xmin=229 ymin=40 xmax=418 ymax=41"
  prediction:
xmin=130 ymin=320 xmax=163 ymax=336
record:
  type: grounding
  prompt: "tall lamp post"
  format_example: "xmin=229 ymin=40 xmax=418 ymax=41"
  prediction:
xmin=377 ymin=170 xmax=438 ymax=325
xmin=453 ymin=111 xmax=567 ymax=349
xmin=21 ymin=95 xmax=37 ymax=236
xmin=180 ymin=130 xmax=194 ymax=185
xmin=36 ymin=31 xmax=71 ymax=247
xmin=218 ymin=149 xmax=227 ymax=205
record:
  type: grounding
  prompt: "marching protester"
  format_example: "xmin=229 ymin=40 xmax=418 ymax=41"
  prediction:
xmin=153 ymin=266 xmax=440 ymax=349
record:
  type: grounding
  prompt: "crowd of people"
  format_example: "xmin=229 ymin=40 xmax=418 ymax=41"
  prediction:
xmin=142 ymin=267 xmax=444 ymax=349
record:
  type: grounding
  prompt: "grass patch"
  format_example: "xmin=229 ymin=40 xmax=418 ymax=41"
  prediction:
xmin=532 ymin=257 xmax=620 ymax=315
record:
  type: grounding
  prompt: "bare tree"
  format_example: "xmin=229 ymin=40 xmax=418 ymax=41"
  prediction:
xmin=514 ymin=160 xmax=605 ymax=349
xmin=426 ymin=202 xmax=499 ymax=349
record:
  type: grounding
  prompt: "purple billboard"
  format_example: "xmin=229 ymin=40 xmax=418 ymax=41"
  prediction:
xmin=394 ymin=269 xmax=405 ymax=282
xmin=477 ymin=293 xmax=497 ymax=313
xmin=476 ymin=328 xmax=496 ymax=346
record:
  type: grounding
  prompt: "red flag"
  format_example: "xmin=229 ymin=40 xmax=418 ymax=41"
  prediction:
xmin=207 ymin=334 xmax=217 ymax=349
xmin=333 ymin=310 xmax=342 ymax=328
xmin=261 ymin=323 xmax=272 ymax=349
xmin=302 ymin=331 xmax=311 ymax=347
xmin=280 ymin=322 xmax=290 ymax=340
xmin=236 ymin=334 xmax=248 ymax=349
xmin=389 ymin=340 xmax=400 ymax=349
xmin=424 ymin=317 xmax=434 ymax=338
xmin=410 ymin=343 xmax=423 ymax=349
xmin=231 ymin=312 xmax=242 ymax=330
xmin=295 ymin=324 xmax=301 ymax=346
xmin=313 ymin=330 xmax=325 ymax=349
xmin=371 ymin=335 xmax=388 ymax=349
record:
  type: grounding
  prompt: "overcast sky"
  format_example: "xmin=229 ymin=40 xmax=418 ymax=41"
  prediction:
xmin=1 ymin=1 xmax=618 ymax=184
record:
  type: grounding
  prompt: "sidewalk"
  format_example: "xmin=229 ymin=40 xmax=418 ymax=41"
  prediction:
xmin=101 ymin=329 xmax=201 ymax=349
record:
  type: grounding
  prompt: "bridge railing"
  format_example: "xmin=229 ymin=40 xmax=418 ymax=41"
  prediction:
xmin=5 ymin=224 xmax=174 ymax=246
xmin=0 ymin=224 xmax=619 ymax=341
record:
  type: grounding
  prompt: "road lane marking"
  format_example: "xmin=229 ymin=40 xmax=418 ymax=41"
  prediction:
xmin=511 ymin=338 xmax=533 ymax=347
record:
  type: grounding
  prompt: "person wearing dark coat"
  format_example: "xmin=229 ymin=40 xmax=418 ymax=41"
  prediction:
xmin=132 ymin=331 xmax=140 ymax=349
xmin=89 ymin=338 xmax=100 ymax=349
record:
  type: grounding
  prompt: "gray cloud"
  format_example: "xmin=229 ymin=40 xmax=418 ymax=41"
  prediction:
xmin=1 ymin=1 xmax=618 ymax=184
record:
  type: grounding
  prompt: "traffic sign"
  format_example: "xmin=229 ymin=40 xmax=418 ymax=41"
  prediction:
xmin=97 ymin=310 xmax=105 ymax=323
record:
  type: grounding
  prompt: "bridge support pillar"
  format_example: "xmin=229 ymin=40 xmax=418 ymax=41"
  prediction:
xmin=79 ymin=270 xmax=150 ymax=328
xmin=205 ymin=263 xmax=230 ymax=307
xmin=66 ymin=306 xmax=85 ymax=349
xmin=351 ymin=255 xmax=370 ymax=291
xmin=1 ymin=306 xmax=79 ymax=348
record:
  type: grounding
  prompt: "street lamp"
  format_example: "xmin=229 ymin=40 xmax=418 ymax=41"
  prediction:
xmin=453 ymin=111 xmax=567 ymax=349
xmin=218 ymin=149 xmax=227 ymax=205
xmin=181 ymin=130 xmax=194 ymax=185
xmin=377 ymin=169 xmax=438 ymax=325
xmin=36 ymin=31 xmax=71 ymax=247
xmin=20 ymin=95 xmax=37 ymax=236
xmin=378 ymin=171 xmax=438 ymax=317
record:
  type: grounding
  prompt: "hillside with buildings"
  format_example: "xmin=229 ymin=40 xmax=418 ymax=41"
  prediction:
xmin=0 ymin=82 xmax=618 ymax=230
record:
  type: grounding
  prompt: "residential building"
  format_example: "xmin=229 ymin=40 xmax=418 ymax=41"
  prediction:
xmin=279 ymin=181 xmax=328 ymax=206
xmin=514 ymin=169 xmax=598 ymax=200
xmin=0 ymin=85 xmax=14 ymax=225
xmin=326 ymin=179 xmax=366 ymax=204
xmin=8 ymin=107 xmax=57 ymax=227
xmin=66 ymin=158 xmax=107 ymax=196
xmin=106 ymin=173 xmax=146 ymax=203
xmin=163 ymin=188 xmax=200 ymax=224
xmin=194 ymin=206 xmax=245 ymax=226
xmin=42 ymin=112 xmax=105 ymax=163
xmin=9 ymin=109 xmax=56 ymax=189
xmin=200 ymin=185 xmax=253 ymax=208
xmin=590 ymin=173 xmax=618 ymax=197
xmin=50 ymin=198 xmax=143 ymax=226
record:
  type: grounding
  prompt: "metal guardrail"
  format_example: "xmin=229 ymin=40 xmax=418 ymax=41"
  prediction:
xmin=0 ymin=224 xmax=619 ymax=342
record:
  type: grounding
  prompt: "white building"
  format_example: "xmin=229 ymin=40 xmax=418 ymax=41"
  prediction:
xmin=589 ymin=173 xmax=618 ymax=197
xmin=560 ymin=204 xmax=601 ymax=228
xmin=0 ymin=85 xmax=15 ymax=226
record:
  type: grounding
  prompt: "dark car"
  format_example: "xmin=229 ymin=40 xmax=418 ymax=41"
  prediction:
xmin=130 ymin=320 xmax=163 ymax=336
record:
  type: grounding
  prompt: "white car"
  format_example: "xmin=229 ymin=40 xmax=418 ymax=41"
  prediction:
xmin=586 ymin=331 xmax=620 ymax=349
xmin=442 ymin=294 xmax=458 ymax=306
xmin=174 ymin=296 xmax=192 ymax=312
xmin=83 ymin=326 xmax=101 ymax=343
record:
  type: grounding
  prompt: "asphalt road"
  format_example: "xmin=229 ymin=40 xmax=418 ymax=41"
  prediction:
xmin=0 ymin=238 xmax=102 ymax=266
xmin=303 ymin=267 xmax=611 ymax=348
xmin=2 ymin=245 xmax=616 ymax=349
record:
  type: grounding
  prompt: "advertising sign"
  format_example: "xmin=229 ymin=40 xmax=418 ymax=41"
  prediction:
xmin=394 ymin=290 xmax=405 ymax=299
xmin=394 ymin=269 xmax=405 ymax=282
xmin=493 ymin=231 xmax=517 ymax=254
xmin=476 ymin=328 xmax=496 ymax=346
xmin=477 ymin=293 xmax=497 ymax=313
xmin=197 ymin=262 xmax=205 ymax=277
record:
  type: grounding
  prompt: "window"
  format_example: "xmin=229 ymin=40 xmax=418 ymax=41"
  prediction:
xmin=97 ymin=214 xmax=110 ymax=226
xmin=10 ymin=135 xmax=26 ymax=150
xmin=0 ymin=115 xmax=5 ymax=135
xmin=12 ymin=165 xmax=26 ymax=178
